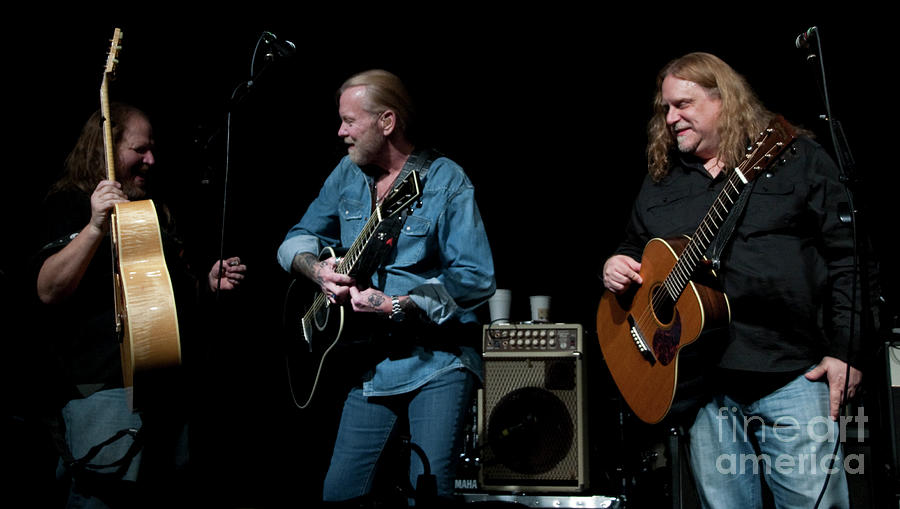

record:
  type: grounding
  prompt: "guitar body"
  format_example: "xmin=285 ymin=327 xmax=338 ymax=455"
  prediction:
xmin=597 ymin=237 xmax=730 ymax=424
xmin=284 ymin=246 xmax=347 ymax=409
xmin=112 ymin=199 xmax=182 ymax=411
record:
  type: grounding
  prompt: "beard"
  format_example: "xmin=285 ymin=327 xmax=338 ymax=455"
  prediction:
xmin=676 ymin=136 xmax=700 ymax=155
xmin=671 ymin=123 xmax=699 ymax=154
xmin=345 ymin=130 xmax=385 ymax=167
xmin=118 ymin=164 xmax=149 ymax=200
xmin=121 ymin=180 xmax=146 ymax=200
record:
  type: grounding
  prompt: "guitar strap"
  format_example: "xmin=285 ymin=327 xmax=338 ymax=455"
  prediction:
xmin=374 ymin=147 xmax=435 ymax=226
xmin=706 ymin=178 xmax=757 ymax=270
xmin=394 ymin=148 xmax=436 ymax=192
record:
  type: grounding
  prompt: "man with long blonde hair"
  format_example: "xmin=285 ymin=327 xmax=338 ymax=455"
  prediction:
xmin=278 ymin=69 xmax=495 ymax=506
xmin=602 ymin=52 xmax=862 ymax=508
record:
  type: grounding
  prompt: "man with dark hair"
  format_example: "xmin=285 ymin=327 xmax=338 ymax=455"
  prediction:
xmin=36 ymin=102 xmax=246 ymax=507
xmin=278 ymin=69 xmax=495 ymax=505
xmin=601 ymin=52 xmax=866 ymax=508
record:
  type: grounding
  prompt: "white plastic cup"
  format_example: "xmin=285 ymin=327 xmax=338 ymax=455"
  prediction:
xmin=488 ymin=289 xmax=512 ymax=324
xmin=529 ymin=295 xmax=551 ymax=323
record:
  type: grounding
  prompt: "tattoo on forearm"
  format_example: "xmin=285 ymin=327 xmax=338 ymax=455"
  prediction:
xmin=293 ymin=253 xmax=322 ymax=283
xmin=312 ymin=264 xmax=325 ymax=286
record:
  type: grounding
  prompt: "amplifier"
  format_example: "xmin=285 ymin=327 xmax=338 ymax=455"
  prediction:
xmin=478 ymin=323 xmax=589 ymax=492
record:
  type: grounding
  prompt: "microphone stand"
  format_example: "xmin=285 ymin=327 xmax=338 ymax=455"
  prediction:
xmin=210 ymin=32 xmax=285 ymax=297
xmin=800 ymin=27 xmax=858 ymax=196
xmin=801 ymin=26 xmax=873 ymax=509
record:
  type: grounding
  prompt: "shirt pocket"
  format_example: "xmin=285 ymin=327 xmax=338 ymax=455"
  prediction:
xmin=393 ymin=214 xmax=431 ymax=265
xmin=741 ymin=180 xmax=798 ymax=234
xmin=339 ymin=198 xmax=366 ymax=247
xmin=644 ymin=193 xmax=698 ymax=236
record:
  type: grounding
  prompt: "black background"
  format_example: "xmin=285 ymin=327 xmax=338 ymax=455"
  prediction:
xmin=3 ymin=11 xmax=897 ymax=507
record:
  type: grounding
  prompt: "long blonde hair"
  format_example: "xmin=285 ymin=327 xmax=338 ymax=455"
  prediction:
xmin=647 ymin=52 xmax=774 ymax=181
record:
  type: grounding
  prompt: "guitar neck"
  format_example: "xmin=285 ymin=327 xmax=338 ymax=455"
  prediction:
xmin=336 ymin=206 xmax=383 ymax=276
xmin=100 ymin=78 xmax=116 ymax=182
xmin=665 ymin=171 xmax=746 ymax=296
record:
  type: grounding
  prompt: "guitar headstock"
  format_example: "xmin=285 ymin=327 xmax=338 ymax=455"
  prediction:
xmin=381 ymin=170 xmax=423 ymax=218
xmin=105 ymin=28 xmax=124 ymax=77
xmin=737 ymin=115 xmax=797 ymax=182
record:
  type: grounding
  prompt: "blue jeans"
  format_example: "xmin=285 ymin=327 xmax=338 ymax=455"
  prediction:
xmin=688 ymin=370 xmax=850 ymax=509
xmin=323 ymin=367 xmax=475 ymax=504
xmin=57 ymin=388 xmax=143 ymax=508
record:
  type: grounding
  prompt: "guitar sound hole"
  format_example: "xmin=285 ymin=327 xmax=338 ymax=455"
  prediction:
xmin=650 ymin=285 xmax=675 ymax=326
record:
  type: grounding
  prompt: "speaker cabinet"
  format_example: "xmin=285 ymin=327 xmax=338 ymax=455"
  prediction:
xmin=478 ymin=323 xmax=588 ymax=492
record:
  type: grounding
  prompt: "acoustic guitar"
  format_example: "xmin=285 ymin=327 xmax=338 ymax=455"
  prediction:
xmin=596 ymin=116 xmax=796 ymax=424
xmin=102 ymin=28 xmax=181 ymax=411
xmin=284 ymin=170 xmax=422 ymax=409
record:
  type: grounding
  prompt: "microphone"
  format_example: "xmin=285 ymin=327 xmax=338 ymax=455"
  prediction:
xmin=262 ymin=31 xmax=296 ymax=58
xmin=795 ymin=26 xmax=817 ymax=49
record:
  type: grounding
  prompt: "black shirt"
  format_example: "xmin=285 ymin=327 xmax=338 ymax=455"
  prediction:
xmin=35 ymin=189 xmax=198 ymax=400
xmin=615 ymin=136 xmax=861 ymax=374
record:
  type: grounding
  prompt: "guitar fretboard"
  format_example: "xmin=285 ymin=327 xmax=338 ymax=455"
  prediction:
xmin=336 ymin=207 xmax=382 ymax=276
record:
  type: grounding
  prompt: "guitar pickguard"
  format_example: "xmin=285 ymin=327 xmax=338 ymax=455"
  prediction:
xmin=652 ymin=311 xmax=681 ymax=366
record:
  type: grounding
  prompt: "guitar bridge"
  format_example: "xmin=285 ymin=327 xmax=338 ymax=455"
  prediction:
xmin=627 ymin=314 xmax=656 ymax=365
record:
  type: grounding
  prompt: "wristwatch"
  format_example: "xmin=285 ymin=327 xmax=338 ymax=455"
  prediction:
xmin=390 ymin=295 xmax=406 ymax=322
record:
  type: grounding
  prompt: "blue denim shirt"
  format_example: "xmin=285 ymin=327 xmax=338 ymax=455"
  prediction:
xmin=277 ymin=155 xmax=495 ymax=395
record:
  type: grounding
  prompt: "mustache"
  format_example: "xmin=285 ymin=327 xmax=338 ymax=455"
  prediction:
xmin=132 ymin=164 xmax=151 ymax=177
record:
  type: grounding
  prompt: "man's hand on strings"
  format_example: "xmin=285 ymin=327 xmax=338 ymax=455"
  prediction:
xmin=602 ymin=254 xmax=643 ymax=294
xmin=314 ymin=256 xmax=355 ymax=304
